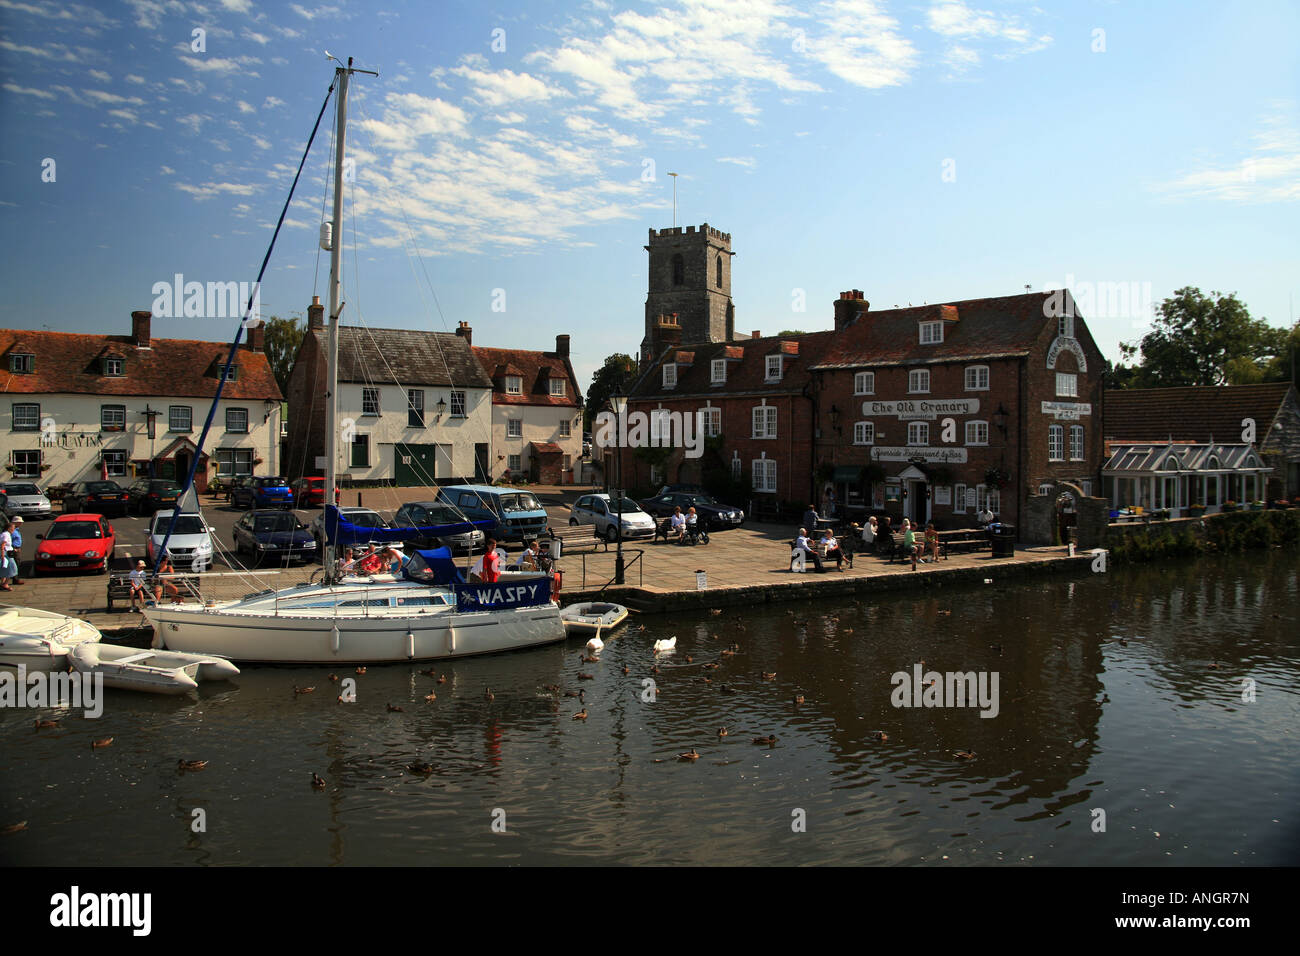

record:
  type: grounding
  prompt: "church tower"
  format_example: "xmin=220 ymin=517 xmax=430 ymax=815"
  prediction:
xmin=641 ymin=223 xmax=734 ymax=362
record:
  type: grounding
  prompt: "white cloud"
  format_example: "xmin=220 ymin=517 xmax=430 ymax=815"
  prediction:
xmin=242 ymin=28 xmax=270 ymax=45
xmin=289 ymin=3 xmax=340 ymax=20
xmin=88 ymin=69 xmax=111 ymax=82
xmin=357 ymin=92 xmax=469 ymax=151
xmin=804 ymin=0 xmax=918 ymax=89
xmin=2 ymin=82 xmax=56 ymax=99
xmin=237 ymin=100 xmax=256 ymax=113
xmin=1157 ymin=108 xmax=1300 ymax=203
xmin=717 ymin=155 xmax=757 ymax=168
xmin=180 ymin=55 xmax=260 ymax=76
xmin=124 ymin=74 xmax=146 ymax=84
xmin=82 ymin=89 xmax=145 ymax=107
xmin=0 ymin=38 xmax=78 ymax=60
xmin=177 ymin=113 xmax=206 ymax=134
xmin=450 ymin=58 xmax=567 ymax=108
xmin=925 ymin=0 xmax=1051 ymax=70
xmin=262 ymin=96 xmax=286 ymax=109
xmin=221 ymin=0 xmax=252 ymax=12
xmin=174 ymin=181 xmax=257 ymax=199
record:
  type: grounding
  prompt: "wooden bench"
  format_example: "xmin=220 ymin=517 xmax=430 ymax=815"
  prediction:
xmin=546 ymin=524 xmax=607 ymax=555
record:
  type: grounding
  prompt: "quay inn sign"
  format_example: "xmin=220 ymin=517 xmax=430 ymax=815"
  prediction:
xmin=863 ymin=399 xmax=979 ymax=419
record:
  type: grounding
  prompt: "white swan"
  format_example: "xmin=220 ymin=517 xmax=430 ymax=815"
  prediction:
xmin=586 ymin=634 xmax=604 ymax=653
xmin=653 ymin=637 xmax=677 ymax=653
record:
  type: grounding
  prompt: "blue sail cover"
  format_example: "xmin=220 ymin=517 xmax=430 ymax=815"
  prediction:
xmin=323 ymin=505 xmax=494 ymax=548
xmin=404 ymin=547 xmax=466 ymax=586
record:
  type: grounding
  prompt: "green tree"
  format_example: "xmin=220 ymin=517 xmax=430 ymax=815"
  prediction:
xmin=262 ymin=315 xmax=304 ymax=396
xmin=1117 ymin=287 xmax=1285 ymax=388
xmin=584 ymin=352 xmax=637 ymax=431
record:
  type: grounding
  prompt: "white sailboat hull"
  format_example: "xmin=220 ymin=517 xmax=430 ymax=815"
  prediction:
xmin=0 ymin=607 xmax=102 ymax=674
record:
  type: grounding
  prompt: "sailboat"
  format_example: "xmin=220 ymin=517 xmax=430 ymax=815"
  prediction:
xmin=144 ymin=59 xmax=566 ymax=664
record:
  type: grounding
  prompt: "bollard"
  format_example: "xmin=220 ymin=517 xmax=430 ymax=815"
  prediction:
xmin=1068 ymin=542 xmax=1076 ymax=557
xmin=695 ymin=569 xmax=707 ymax=590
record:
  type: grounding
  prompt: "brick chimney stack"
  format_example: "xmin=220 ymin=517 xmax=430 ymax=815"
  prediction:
xmin=833 ymin=290 xmax=869 ymax=331
xmin=751 ymin=330 xmax=761 ymax=339
xmin=307 ymin=295 xmax=324 ymax=331
xmin=555 ymin=333 xmax=570 ymax=357
xmin=131 ymin=310 xmax=152 ymax=348
xmin=244 ymin=320 xmax=265 ymax=352
xmin=455 ymin=320 xmax=472 ymax=346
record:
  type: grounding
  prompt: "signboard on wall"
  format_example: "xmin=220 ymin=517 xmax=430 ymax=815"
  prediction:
xmin=934 ymin=486 xmax=952 ymax=505
xmin=870 ymin=446 xmax=969 ymax=464
xmin=862 ymin=399 xmax=979 ymax=419
xmin=1041 ymin=401 xmax=1092 ymax=420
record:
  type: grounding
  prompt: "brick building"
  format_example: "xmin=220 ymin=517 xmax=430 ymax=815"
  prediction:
xmin=810 ymin=289 xmax=1107 ymax=529
xmin=472 ymin=329 xmax=583 ymax=484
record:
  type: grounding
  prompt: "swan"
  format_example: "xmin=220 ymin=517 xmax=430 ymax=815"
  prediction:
xmin=586 ymin=635 xmax=604 ymax=653
xmin=653 ymin=637 xmax=677 ymax=653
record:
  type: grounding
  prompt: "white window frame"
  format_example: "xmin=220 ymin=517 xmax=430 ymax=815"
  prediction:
xmin=225 ymin=407 xmax=249 ymax=434
xmin=219 ymin=364 xmax=238 ymax=382
xmin=101 ymin=404 xmax=126 ymax=432
xmin=507 ymin=419 xmax=522 ymax=439
xmin=964 ymin=366 xmax=989 ymax=390
xmin=1069 ymin=424 xmax=1084 ymax=461
xmin=1048 ymin=424 xmax=1064 ymax=461
xmin=765 ymin=355 xmax=782 ymax=382
xmin=907 ymin=422 xmax=929 ymax=446
xmin=102 ymin=449 xmax=128 ymax=478
xmin=559 ymin=419 xmax=572 ymax=438
xmin=965 ymin=420 xmax=988 ymax=446
xmin=505 ymin=376 xmax=522 ymax=395
xmin=1056 ymin=373 xmax=1078 ymax=398
xmin=853 ymin=421 xmax=874 ymax=445
xmin=663 ymin=364 xmax=677 ymax=388
xmin=920 ymin=321 xmax=943 ymax=344
xmin=105 ymin=357 xmax=124 ymax=376
xmin=10 ymin=353 xmax=34 ymax=374
xmin=12 ymin=449 xmax=40 ymax=479
xmin=701 ymin=407 xmax=721 ymax=438
xmin=953 ymin=483 xmax=967 ymax=513
xmin=407 ymin=389 xmax=425 ymax=428
xmin=854 ymin=371 xmax=875 ymax=395
xmin=169 ymin=405 xmax=192 ymax=433
xmin=450 ymin=390 xmax=466 ymax=418
xmin=908 ymin=369 xmax=930 ymax=393
xmin=362 ymin=388 xmax=380 ymax=416
xmin=549 ymin=377 xmax=566 ymax=397
xmin=751 ymin=405 xmax=777 ymax=439
xmin=751 ymin=458 xmax=777 ymax=493
xmin=12 ymin=403 xmax=39 ymax=432
xmin=215 ymin=448 xmax=252 ymax=477
xmin=508 ymin=454 xmax=522 ymax=472
xmin=711 ymin=359 xmax=727 ymax=385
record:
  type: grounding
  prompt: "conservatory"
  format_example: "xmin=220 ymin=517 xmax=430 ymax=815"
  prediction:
xmin=1101 ymin=442 xmax=1271 ymax=517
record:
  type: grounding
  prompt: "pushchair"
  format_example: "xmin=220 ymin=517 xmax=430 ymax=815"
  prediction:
xmin=684 ymin=517 xmax=710 ymax=546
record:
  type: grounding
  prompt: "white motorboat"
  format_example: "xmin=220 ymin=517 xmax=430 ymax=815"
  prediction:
xmin=560 ymin=602 xmax=629 ymax=638
xmin=70 ymin=643 xmax=239 ymax=696
xmin=0 ymin=606 xmax=102 ymax=674
xmin=143 ymin=60 xmax=566 ymax=664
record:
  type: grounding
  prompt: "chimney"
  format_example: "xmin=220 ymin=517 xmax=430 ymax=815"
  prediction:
xmin=455 ymin=320 xmax=472 ymax=346
xmin=244 ymin=320 xmax=265 ymax=353
xmin=833 ymin=290 xmax=870 ymax=331
xmin=307 ymin=295 xmax=324 ymax=331
xmin=131 ymin=310 xmax=151 ymax=348
xmin=751 ymin=330 xmax=761 ymax=339
xmin=555 ymin=333 xmax=570 ymax=357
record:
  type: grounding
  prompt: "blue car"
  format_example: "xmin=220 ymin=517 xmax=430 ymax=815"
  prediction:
xmin=230 ymin=476 xmax=294 ymax=510
xmin=435 ymin=485 xmax=549 ymax=542
xmin=232 ymin=509 xmax=317 ymax=565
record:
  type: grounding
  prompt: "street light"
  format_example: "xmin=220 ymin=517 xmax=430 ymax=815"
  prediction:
xmin=610 ymin=386 xmax=628 ymax=586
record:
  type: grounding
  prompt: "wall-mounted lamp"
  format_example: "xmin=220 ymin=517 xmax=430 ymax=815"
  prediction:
xmin=263 ymin=399 xmax=278 ymax=424
xmin=993 ymin=402 xmax=1009 ymax=439
xmin=829 ymin=404 xmax=841 ymax=434
xmin=436 ymin=396 xmax=448 ymax=422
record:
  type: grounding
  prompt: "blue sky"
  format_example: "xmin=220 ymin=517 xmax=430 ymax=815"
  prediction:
xmin=1 ymin=0 xmax=1297 ymax=392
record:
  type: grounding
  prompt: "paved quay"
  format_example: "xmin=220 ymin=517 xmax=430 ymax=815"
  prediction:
xmin=7 ymin=481 xmax=1094 ymax=636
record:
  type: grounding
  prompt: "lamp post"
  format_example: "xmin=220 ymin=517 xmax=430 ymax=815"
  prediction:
xmin=610 ymin=387 xmax=628 ymax=585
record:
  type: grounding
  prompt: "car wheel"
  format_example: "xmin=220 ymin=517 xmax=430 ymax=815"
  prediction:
xmin=605 ymin=524 xmax=619 ymax=543
xmin=569 ymin=517 xmax=578 ymax=525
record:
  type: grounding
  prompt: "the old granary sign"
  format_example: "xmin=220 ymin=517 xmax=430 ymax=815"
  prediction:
xmin=861 ymin=398 xmax=979 ymax=419
xmin=871 ymin=446 xmax=969 ymax=463
xmin=1041 ymin=401 xmax=1092 ymax=420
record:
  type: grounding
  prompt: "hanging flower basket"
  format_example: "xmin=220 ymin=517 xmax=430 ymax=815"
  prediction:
xmin=984 ymin=467 xmax=1011 ymax=490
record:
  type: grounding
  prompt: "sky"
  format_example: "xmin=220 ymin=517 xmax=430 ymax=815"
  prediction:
xmin=1 ymin=0 xmax=1297 ymax=394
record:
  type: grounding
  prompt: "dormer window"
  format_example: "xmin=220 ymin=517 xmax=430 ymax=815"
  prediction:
xmin=505 ymin=376 xmax=522 ymax=395
xmin=549 ymin=377 xmax=566 ymax=397
xmin=919 ymin=321 xmax=944 ymax=344
xmin=663 ymin=363 xmax=677 ymax=388
xmin=711 ymin=359 xmax=726 ymax=385
xmin=765 ymin=355 xmax=782 ymax=382
xmin=9 ymin=353 xmax=34 ymax=374
xmin=219 ymin=364 xmax=239 ymax=383
xmin=104 ymin=357 xmax=124 ymax=377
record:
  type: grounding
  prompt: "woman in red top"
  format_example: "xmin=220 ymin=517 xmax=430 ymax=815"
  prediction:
xmin=356 ymin=546 xmax=385 ymax=575
xmin=481 ymin=538 xmax=502 ymax=583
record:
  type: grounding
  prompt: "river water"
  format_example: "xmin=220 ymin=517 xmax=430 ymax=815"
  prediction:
xmin=2 ymin=553 xmax=1297 ymax=866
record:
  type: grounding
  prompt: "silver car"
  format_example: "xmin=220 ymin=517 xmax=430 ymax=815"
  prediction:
xmin=147 ymin=510 xmax=215 ymax=571
xmin=570 ymin=493 xmax=656 ymax=542
xmin=1 ymin=482 xmax=52 ymax=518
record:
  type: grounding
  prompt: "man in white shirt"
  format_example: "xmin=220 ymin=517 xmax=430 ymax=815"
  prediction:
xmin=0 ymin=528 xmax=12 ymax=591
xmin=129 ymin=559 xmax=148 ymax=611
xmin=794 ymin=528 xmax=824 ymax=573
xmin=976 ymin=506 xmax=994 ymax=526
xmin=669 ymin=506 xmax=687 ymax=544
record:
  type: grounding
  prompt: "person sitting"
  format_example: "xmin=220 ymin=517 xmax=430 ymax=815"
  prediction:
xmin=336 ymin=546 xmax=356 ymax=577
xmin=876 ymin=517 xmax=895 ymax=555
xmin=385 ymin=548 xmax=403 ymax=575
xmin=819 ymin=528 xmax=844 ymax=571
xmin=862 ymin=515 xmax=877 ymax=550
xmin=841 ymin=524 xmax=859 ymax=568
xmin=900 ymin=519 xmax=921 ymax=570
xmin=685 ymin=507 xmax=708 ymax=544
xmin=129 ymin=560 xmax=149 ymax=612
xmin=924 ymin=522 xmax=941 ymax=563
xmin=669 ymin=506 xmax=687 ymax=544
xmin=793 ymin=528 xmax=825 ymax=573
xmin=355 ymin=546 xmax=387 ymax=576
xmin=154 ymin=553 xmax=182 ymax=604
xmin=521 ymin=539 xmax=540 ymax=571
xmin=976 ymin=506 xmax=994 ymax=527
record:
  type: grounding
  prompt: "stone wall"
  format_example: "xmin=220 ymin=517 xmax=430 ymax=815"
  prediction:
xmin=1023 ymin=480 xmax=1107 ymax=547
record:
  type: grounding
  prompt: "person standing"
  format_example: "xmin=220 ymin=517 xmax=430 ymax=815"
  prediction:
xmin=863 ymin=515 xmax=877 ymax=550
xmin=481 ymin=537 xmax=502 ymax=583
xmin=801 ymin=504 xmax=820 ymax=537
xmin=901 ymin=519 xmax=920 ymax=570
xmin=8 ymin=516 xmax=23 ymax=585
xmin=0 ymin=525 xmax=12 ymax=591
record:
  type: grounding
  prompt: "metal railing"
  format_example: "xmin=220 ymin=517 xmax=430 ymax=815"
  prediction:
xmin=567 ymin=547 xmax=645 ymax=591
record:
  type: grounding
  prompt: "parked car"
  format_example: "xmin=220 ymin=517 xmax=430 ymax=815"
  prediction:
xmin=126 ymin=478 xmax=181 ymax=515
xmin=570 ymin=493 xmax=656 ymax=542
xmin=230 ymin=476 xmax=294 ymax=510
xmin=232 ymin=509 xmax=316 ymax=565
xmin=391 ymin=500 xmax=486 ymax=553
xmin=146 ymin=510 xmax=215 ymax=571
xmin=639 ymin=491 xmax=745 ymax=530
xmin=310 ymin=507 xmax=404 ymax=557
xmin=435 ymin=485 xmax=549 ymax=542
xmin=33 ymin=513 xmax=115 ymax=575
xmin=0 ymin=482 xmax=53 ymax=518
xmin=291 ymin=476 xmax=326 ymax=508
xmin=62 ymin=480 xmax=131 ymax=517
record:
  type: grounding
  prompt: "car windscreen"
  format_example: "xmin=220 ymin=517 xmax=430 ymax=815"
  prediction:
xmin=155 ymin=516 xmax=206 ymax=535
xmin=500 ymin=493 xmax=541 ymax=513
xmin=686 ymin=495 xmax=720 ymax=507
xmin=150 ymin=483 xmax=181 ymax=493
xmin=47 ymin=521 xmax=103 ymax=540
xmin=5 ymin=484 xmax=41 ymax=496
xmin=258 ymin=477 xmax=289 ymax=487
xmin=612 ymin=499 xmax=644 ymax=514
xmin=87 ymin=482 xmax=122 ymax=494
xmin=254 ymin=514 xmax=300 ymax=533
xmin=344 ymin=511 xmax=386 ymax=528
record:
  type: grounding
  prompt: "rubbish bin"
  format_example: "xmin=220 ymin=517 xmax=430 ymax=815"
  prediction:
xmin=990 ymin=524 xmax=1016 ymax=558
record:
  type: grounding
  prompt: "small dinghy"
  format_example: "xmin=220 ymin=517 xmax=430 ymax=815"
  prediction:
xmin=0 ymin=607 xmax=102 ymax=674
xmin=561 ymin=602 xmax=629 ymax=639
xmin=71 ymin=643 xmax=240 ymax=696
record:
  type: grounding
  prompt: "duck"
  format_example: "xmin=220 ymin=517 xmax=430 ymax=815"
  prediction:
xmin=437 ymin=674 xmax=447 ymax=684
xmin=709 ymin=609 xmax=722 ymax=616
xmin=937 ymin=610 xmax=952 ymax=617
xmin=752 ymin=735 xmax=777 ymax=746
xmin=572 ymin=708 xmax=588 ymax=720
xmin=586 ymin=635 xmax=604 ymax=653
xmin=871 ymin=730 xmax=888 ymax=742
xmin=311 ymin=773 xmax=326 ymax=789
xmin=698 ymin=677 xmax=712 ymax=684
xmin=580 ymin=654 xmax=600 ymax=664
xmin=355 ymin=667 xmax=367 ymax=675
xmin=717 ymin=727 xmax=728 ymax=738
xmin=177 ymin=759 xmax=208 ymax=771
xmin=293 ymin=685 xmax=315 ymax=695
xmin=762 ymin=671 xmax=777 ymax=680
xmin=633 ymin=624 xmax=647 ymax=633
xmin=328 ymin=673 xmax=340 ymax=682
xmin=719 ymin=684 xmax=737 ymax=695
xmin=720 ymin=649 xmax=736 ymax=658
xmin=678 ymin=749 xmax=701 ymax=761
xmin=33 ymin=718 xmax=58 ymax=730
xmin=650 ymin=664 xmax=660 ymax=675
xmin=577 ymin=672 xmax=595 ymax=681
xmin=387 ymin=703 xmax=404 ymax=712
xmin=953 ymin=750 xmax=976 ymax=760
xmin=685 ymin=655 xmax=693 ymax=663
xmin=793 ymin=694 xmax=805 ymax=705
xmin=424 ymin=692 xmax=437 ymax=702
xmin=0 ymin=821 xmax=28 ymax=835
xmin=621 ymin=665 xmax=629 ymax=676
xmin=407 ymin=761 xmax=435 ymax=775
xmin=703 ymin=662 xmax=720 ymax=670
xmin=419 ymin=667 xmax=437 ymax=677
xmin=653 ymin=637 xmax=677 ymax=653
xmin=485 ymin=688 xmax=495 ymax=702
xmin=91 ymin=737 xmax=113 ymax=749
xmin=563 ymin=689 xmax=584 ymax=699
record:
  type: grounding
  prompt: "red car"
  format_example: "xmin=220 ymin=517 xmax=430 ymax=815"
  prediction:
xmin=33 ymin=513 xmax=116 ymax=575
xmin=291 ymin=477 xmax=335 ymax=508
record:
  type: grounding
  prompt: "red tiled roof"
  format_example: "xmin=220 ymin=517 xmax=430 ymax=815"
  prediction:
xmin=779 ymin=340 xmax=799 ymax=356
xmin=812 ymin=292 xmax=1065 ymax=369
xmin=0 ymin=328 xmax=282 ymax=400
xmin=529 ymin=441 xmax=564 ymax=455
xmin=472 ymin=345 xmax=580 ymax=407
xmin=632 ymin=330 xmax=838 ymax=400
xmin=1104 ymin=384 xmax=1295 ymax=443
xmin=721 ymin=346 xmax=744 ymax=360
xmin=675 ymin=350 xmax=695 ymax=365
